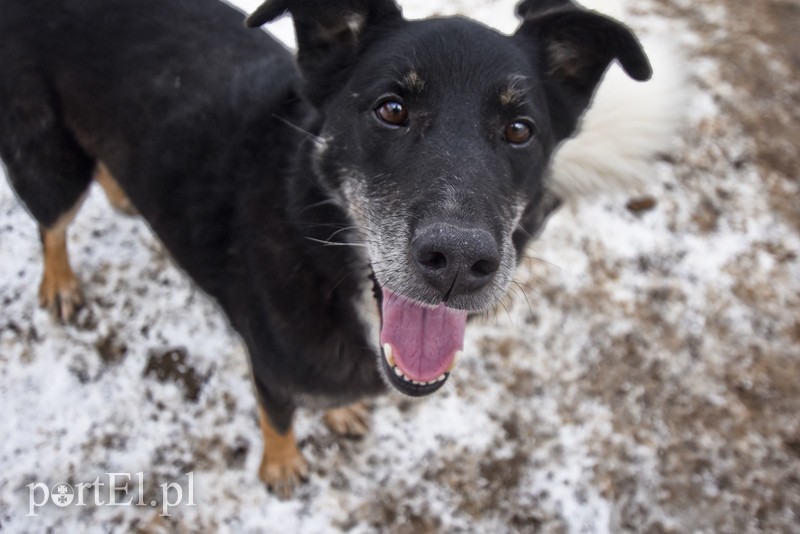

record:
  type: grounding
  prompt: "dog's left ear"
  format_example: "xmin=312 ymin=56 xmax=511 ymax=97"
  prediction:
xmin=514 ymin=0 xmax=652 ymax=140
xmin=246 ymin=0 xmax=403 ymax=96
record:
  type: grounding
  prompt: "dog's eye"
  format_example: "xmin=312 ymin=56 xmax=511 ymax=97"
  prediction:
xmin=376 ymin=100 xmax=409 ymax=126
xmin=504 ymin=120 xmax=534 ymax=145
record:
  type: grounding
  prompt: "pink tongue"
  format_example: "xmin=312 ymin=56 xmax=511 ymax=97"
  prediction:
xmin=380 ymin=288 xmax=468 ymax=382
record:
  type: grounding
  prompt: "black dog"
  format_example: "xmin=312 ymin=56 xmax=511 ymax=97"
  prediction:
xmin=0 ymin=0 xmax=650 ymax=496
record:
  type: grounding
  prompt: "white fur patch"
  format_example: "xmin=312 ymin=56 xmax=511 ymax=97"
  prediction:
xmin=549 ymin=36 xmax=689 ymax=199
xmin=354 ymin=273 xmax=381 ymax=356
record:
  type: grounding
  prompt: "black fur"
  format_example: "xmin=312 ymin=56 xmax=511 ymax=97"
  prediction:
xmin=0 ymin=0 xmax=649 ymax=438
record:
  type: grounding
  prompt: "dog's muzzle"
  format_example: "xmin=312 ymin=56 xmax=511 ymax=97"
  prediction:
xmin=376 ymin=221 xmax=504 ymax=396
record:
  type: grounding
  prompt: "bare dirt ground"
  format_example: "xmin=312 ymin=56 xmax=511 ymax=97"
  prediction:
xmin=1 ymin=0 xmax=799 ymax=532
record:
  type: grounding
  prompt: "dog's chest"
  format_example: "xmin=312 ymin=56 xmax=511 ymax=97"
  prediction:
xmin=289 ymin=272 xmax=384 ymax=408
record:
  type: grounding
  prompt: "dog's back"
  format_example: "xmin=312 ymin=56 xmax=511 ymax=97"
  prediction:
xmin=0 ymin=0 xmax=307 ymax=302
xmin=0 ymin=0 xmax=293 ymax=156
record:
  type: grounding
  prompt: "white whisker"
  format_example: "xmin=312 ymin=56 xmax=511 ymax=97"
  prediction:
xmin=304 ymin=236 xmax=369 ymax=248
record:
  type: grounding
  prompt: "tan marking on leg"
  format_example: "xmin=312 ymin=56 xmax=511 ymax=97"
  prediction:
xmin=95 ymin=162 xmax=137 ymax=215
xmin=324 ymin=400 xmax=371 ymax=438
xmin=258 ymin=406 xmax=309 ymax=499
xmin=38 ymin=204 xmax=84 ymax=323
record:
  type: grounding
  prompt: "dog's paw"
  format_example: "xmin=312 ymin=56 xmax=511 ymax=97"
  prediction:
xmin=324 ymin=401 xmax=371 ymax=438
xmin=259 ymin=451 xmax=309 ymax=499
xmin=38 ymin=272 xmax=84 ymax=323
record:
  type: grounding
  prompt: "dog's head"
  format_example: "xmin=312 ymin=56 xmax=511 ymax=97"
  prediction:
xmin=248 ymin=0 xmax=651 ymax=396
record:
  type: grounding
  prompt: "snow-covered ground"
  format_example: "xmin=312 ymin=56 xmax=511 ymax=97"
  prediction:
xmin=2 ymin=0 xmax=799 ymax=532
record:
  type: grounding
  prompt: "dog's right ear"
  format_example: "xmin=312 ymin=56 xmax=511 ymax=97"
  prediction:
xmin=513 ymin=0 xmax=651 ymax=141
xmin=246 ymin=0 xmax=403 ymax=87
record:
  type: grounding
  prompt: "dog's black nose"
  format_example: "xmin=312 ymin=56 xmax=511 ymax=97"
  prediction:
xmin=412 ymin=222 xmax=500 ymax=299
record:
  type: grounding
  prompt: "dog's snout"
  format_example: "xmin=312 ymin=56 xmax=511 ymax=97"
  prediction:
xmin=412 ymin=222 xmax=500 ymax=299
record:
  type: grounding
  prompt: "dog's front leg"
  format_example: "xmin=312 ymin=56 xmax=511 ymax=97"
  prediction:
xmin=38 ymin=202 xmax=86 ymax=323
xmin=257 ymin=404 xmax=309 ymax=499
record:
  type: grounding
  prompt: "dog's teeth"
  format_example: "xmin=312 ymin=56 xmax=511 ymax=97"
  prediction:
xmin=387 ymin=346 xmax=455 ymax=387
xmin=448 ymin=351 xmax=463 ymax=372
xmin=391 ymin=364 xmax=444 ymax=386
xmin=383 ymin=343 xmax=395 ymax=367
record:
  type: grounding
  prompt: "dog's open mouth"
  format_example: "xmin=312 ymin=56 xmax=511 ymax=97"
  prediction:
xmin=379 ymin=288 xmax=468 ymax=396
